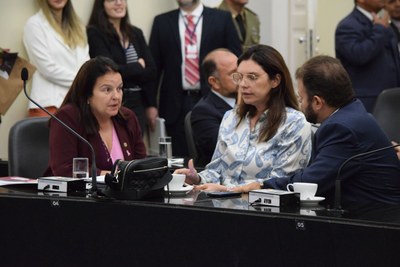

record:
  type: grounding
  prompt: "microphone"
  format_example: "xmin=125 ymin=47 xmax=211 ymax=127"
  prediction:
xmin=21 ymin=68 xmax=99 ymax=195
xmin=333 ymin=143 xmax=400 ymax=211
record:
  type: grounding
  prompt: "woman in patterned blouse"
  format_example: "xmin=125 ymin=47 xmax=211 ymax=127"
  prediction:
xmin=176 ymin=44 xmax=312 ymax=191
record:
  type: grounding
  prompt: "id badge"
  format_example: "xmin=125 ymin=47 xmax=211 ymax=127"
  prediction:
xmin=186 ymin=44 xmax=198 ymax=59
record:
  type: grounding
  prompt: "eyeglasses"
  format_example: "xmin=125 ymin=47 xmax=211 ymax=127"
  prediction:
xmin=231 ymin=72 xmax=267 ymax=85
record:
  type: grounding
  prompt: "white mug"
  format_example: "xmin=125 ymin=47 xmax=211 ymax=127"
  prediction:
xmin=286 ymin=182 xmax=318 ymax=200
xmin=168 ymin=173 xmax=185 ymax=190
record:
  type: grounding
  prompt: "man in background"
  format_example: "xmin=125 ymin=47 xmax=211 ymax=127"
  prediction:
xmin=191 ymin=49 xmax=238 ymax=167
xmin=385 ymin=0 xmax=400 ymax=45
xmin=335 ymin=0 xmax=400 ymax=112
xmin=149 ymin=0 xmax=242 ymax=157
xmin=218 ymin=0 xmax=260 ymax=51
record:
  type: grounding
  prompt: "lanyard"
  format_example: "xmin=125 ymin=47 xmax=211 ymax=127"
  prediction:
xmin=180 ymin=11 xmax=204 ymax=44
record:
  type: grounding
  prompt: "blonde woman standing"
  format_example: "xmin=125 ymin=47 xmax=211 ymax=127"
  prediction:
xmin=23 ymin=0 xmax=89 ymax=117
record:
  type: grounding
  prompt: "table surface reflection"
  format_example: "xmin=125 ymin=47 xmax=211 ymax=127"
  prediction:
xmin=2 ymin=184 xmax=400 ymax=266
xmin=2 ymin=184 xmax=400 ymax=229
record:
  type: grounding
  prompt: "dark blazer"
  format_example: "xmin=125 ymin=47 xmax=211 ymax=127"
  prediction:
xmin=45 ymin=104 xmax=146 ymax=177
xmin=191 ymin=91 xmax=233 ymax=167
xmin=264 ymin=99 xmax=400 ymax=205
xmin=149 ymin=6 xmax=242 ymax=125
xmin=87 ymin=25 xmax=157 ymax=107
xmin=335 ymin=8 xmax=400 ymax=99
xmin=390 ymin=22 xmax=400 ymax=43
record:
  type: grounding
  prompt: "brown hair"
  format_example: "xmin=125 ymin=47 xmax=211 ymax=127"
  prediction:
xmin=295 ymin=55 xmax=355 ymax=108
xmin=87 ymin=0 xmax=134 ymax=44
xmin=236 ymin=45 xmax=299 ymax=142
xmin=62 ymin=56 xmax=126 ymax=135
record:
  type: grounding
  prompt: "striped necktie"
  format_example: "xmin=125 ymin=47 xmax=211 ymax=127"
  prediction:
xmin=184 ymin=15 xmax=200 ymax=86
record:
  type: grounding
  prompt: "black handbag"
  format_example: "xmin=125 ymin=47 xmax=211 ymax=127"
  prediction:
xmin=103 ymin=157 xmax=172 ymax=200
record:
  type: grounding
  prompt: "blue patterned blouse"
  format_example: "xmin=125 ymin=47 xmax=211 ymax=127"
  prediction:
xmin=199 ymin=107 xmax=312 ymax=186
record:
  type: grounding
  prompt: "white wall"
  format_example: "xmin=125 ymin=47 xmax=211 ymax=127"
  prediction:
xmin=317 ymin=0 xmax=353 ymax=57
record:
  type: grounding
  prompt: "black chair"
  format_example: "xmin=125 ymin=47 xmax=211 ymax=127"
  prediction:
xmin=372 ymin=88 xmax=400 ymax=143
xmin=8 ymin=117 xmax=50 ymax=178
xmin=184 ymin=111 xmax=198 ymax=161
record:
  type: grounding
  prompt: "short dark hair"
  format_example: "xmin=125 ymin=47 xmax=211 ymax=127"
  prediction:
xmin=296 ymin=55 xmax=355 ymax=108
xmin=202 ymin=56 xmax=218 ymax=83
xmin=201 ymin=48 xmax=231 ymax=84
xmin=62 ymin=56 xmax=124 ymax=135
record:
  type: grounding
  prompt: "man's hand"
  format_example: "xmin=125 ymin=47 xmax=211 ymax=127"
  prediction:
xmin=372 ymin=10 xmax=390 ymax=27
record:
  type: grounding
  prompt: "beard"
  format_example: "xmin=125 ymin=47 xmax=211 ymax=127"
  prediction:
xmin=304 ymin=103 xmax=318 ymax=124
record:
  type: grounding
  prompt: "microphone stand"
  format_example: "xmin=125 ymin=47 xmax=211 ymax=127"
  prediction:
xmin=332 ymin=144 xmax=400 ymax=212
xmin=21 ymin=68 xmax=99 ymax=196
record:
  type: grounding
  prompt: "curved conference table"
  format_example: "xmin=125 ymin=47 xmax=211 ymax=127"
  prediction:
xmin=0 ymin=183 xmax=399 ymax=267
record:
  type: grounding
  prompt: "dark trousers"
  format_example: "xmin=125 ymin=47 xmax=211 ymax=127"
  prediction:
xmin=166 ymin=91 xmax=201 ymax=158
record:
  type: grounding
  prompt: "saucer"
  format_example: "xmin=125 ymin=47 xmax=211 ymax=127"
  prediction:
xmin=300 ymin=196 xmax=325 ymax=205
xmin=165 ymin=185 xmax=193 ymax=196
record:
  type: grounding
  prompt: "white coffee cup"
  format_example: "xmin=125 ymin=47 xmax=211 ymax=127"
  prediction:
xmin=168 ymin=173 xmax=185 ymax=190
xmin=286 ymin=182 xmax=318 ymax=200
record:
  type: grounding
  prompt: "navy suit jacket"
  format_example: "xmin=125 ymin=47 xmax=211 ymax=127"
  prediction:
xmin=149 ymin=6 xmax=242 ymax=125
xmin=191 ymin=91 xmax=233 ymax=167
xmin=335 ymin=8 xmax=400 ymax=99
xmin=264 ymin=99 xmax=400 ymax=205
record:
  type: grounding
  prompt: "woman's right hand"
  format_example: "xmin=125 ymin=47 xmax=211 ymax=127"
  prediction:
xmin=173 ymin=159 xmax=200 ymax=185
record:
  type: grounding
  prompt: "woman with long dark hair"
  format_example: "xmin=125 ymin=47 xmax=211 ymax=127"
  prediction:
xmin=45 ymin=56 xmax=146 ymax=177
xmin=87 ymin=0 xmax=157 ymax=135
xmin=176 ymin=45 xmax=312 ymax=191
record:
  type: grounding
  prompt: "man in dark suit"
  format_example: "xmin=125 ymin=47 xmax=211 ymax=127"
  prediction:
xmin=191 ymin=49 xmax=238 ymax=167
xmin=149 ymin=0 xmax=242 ymax=157
xmin=385 ymin=0 xmax=400 ymax=44
xmin=335 ymin=0 xmax=400 ymax=112
xmin=245 ymin=55 xmax=400 ymax=206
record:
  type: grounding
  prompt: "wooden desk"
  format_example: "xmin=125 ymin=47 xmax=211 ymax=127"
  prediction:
xmin=0 ymin=186 xmax=399 ymax=266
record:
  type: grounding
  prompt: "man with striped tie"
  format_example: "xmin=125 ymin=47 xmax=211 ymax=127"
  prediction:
xmin=149 ymin=0 xmax=242 ymax=157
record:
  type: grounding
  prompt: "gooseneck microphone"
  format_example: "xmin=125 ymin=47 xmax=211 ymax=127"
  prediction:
xmin=333 ymin=143 xmax=400 ymax=211
xmin=21 ymin=68 xmax=98 ymax=195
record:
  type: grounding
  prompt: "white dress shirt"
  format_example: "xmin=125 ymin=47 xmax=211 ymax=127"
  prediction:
xmin=179 ymin=4 xmax=204 ymax=90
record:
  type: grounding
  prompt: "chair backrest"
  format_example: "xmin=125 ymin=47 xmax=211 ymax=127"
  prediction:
xmin=372 ymin=87 xmax=400 ymax=143
xmin=184 ymin=111 xmax=198 ymax=160
xmin=8 ymin=117 xmax=50 ymax=178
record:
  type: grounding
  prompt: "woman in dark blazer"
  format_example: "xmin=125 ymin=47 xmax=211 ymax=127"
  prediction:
xmin=87 ymin=0 xmax=157 ymax=134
